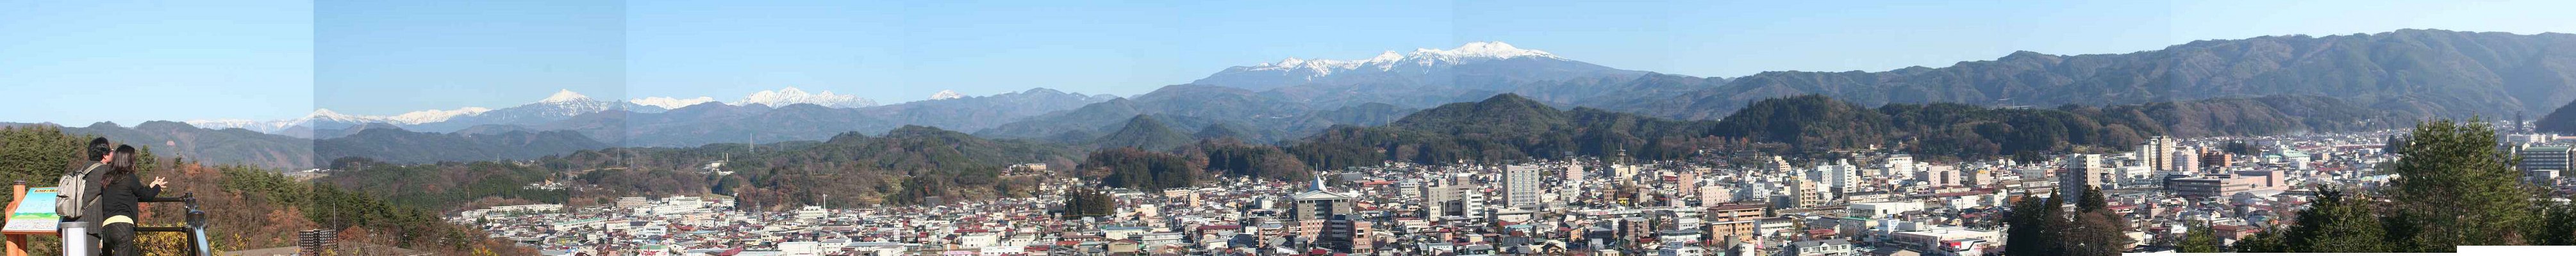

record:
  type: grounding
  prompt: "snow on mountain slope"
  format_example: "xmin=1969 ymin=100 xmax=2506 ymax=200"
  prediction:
xmin=1190 ymin=41 xmax=1625 ymax=91
xmin=385 ymin=107 xmax=493 ymax=124
xmin=735 ymin=87 xmax=876 ymax=108
xmin=631 ymin=97 xmax=718 ymax=109
xmin=538 ymin=89 xmax=592 ymax=103
xmin=930 ymin=90 xmax=966 ymax=100
xmin=1233 ymin=42 xmax=1562 ymax=78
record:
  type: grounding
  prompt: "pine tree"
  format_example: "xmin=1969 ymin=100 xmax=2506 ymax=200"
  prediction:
xmin=2385 ymin=119 xmax=2539 ymax=249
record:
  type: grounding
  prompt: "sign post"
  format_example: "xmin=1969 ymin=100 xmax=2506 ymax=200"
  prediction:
xmin=3 ymin=182 xmax=64 ymax=256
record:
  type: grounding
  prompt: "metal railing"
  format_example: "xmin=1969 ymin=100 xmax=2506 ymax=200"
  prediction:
xmin=133 ymin=193 xmax=211 ymax=256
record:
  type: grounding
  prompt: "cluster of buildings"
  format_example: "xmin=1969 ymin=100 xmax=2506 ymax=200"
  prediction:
xmin=456 ymin=125 xmax=2576 ymax=255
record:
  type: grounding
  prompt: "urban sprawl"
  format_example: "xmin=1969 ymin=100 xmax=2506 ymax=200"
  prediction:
xmin=454 ymin=123 xmax=2576 ymax=256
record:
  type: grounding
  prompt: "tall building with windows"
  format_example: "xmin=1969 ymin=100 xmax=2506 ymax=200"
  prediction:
xmin=1318 ymin=214 xmax=1374 ymax=253
xmin=1290 ymin=178 xmax=1357 ymax=221
xmin=2172 ymin=147 xmax=2201 ymax=174
xmin=2141 ymin=136 xmax=2178 ymax=172
xmin=1921 ymin=165 xmax=1959 ymax=188
xmin=2061 ymin=154 xmax=2110 ymax=200
xmin=1423 ymin=175 xmax=1485 ymax=219
xmin=2518 ymin=146 xmax=2572 ymax=172
xmin=1816 ymin=159 xmax=1859 ymax=196
xmin=1504 ymin=164 xmax=1542 ymax=209
xmin=1785 ymin=177 xmax=1826 ymax=208
xmin=1705 ymin=202 xmax=1769 ymax=249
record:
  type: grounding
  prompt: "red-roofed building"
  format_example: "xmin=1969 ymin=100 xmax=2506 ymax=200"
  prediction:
xmin=2213 ymin=225 xmax=2261 ymax=241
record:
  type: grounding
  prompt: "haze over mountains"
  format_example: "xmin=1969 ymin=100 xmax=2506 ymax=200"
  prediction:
xmin=33 ymin=29 xmax=2576 ymax=170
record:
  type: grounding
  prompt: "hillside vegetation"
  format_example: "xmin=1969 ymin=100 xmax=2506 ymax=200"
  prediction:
xmin=0 ymin=125 xmax=528 ymax=255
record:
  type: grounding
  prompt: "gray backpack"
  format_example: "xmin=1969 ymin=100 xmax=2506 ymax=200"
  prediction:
xmin=56 ymin=163 xmax=103 ymax=219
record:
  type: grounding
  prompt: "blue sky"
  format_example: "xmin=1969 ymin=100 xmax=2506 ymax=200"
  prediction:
xmin=4 ymin=0 xmax=2574 ymax=125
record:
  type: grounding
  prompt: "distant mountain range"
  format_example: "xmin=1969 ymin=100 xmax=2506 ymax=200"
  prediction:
xmin=1604 ymin=29 xmax=2576 ymax=119
xmin=313 ymin=127 xmax=613 ymax=166
xmin=45 ymin=29 xmax=2576 ymax=171
xmin=515 ymin=88 xmax=1117 ymax=147
xmin=986 ymin=29 xmax=2574 ymax=147
xmin=1197 ymin=42 xmax=1647 ymax=92
xmin=185 ymin=30 xmax=2576 ymax=146
xmin=187 ymin=87 xmax=882 ymax=138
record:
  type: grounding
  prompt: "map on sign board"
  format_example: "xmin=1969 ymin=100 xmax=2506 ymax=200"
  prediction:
xmin=3 ymin=187 xmax=62 ymax=232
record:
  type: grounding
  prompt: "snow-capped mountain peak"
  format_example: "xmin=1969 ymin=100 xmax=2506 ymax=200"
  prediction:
xmin=307 ymin=108 xmax=376 ymax=122
xmin=929 ymin=90 xmax=967 ymax=100
xmin=736 ymin=87 xmax=877 ymax=108
xmin=182 ymin=117 xmax=311 ymax=135
xmin=181 ymin=118 xmax=274 ymax=129
xmin=538 ymin=89 xmax=592 ymax=103
xmin=1367 ymin=51 xmax=1404 ymax=63
xmin=385 ymin=107 xmax=492 ymax=124
xmin=1194 ymin=41 xmax=1627 ymax=91
xmin=1247 ymin=42 xmax=1558 ymax=68
xmin=624 ymin=87 xmax=885 ymax=109
xmin=1412 ymin=41 xmax=1554 ymax=60
xmin=302 ymin=107 xmax=493 ymax=125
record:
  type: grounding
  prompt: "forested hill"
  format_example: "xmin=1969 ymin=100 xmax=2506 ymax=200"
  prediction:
xmin=2530 ymin=100 xmax=2576 ymax=134
xmin=1609 ymin=29 xmax=2576 ymax=120
xmin=2 ymin=121 xmax=313 ymax=170
xmin=1089 ymin=115 xmax=1197 ymax=152
xmin=1287 ymin=93 xmax=2413 ymax=168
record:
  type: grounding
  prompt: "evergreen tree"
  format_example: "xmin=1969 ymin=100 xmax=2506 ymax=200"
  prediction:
xmin=2277 ymin=188 xmax=2388 ymax=252
xmin=2180 ymin=223 xmax=2222 ymax=253
xmin=1061 ymin=188 xmax=1115 ymax=220
xmin=1085 ymin=147 xmax=1199 ymax=190
xmin=2536 ymin=202 xmax=2576 ymax=245
xmin=2004 ymin=193 xmax=2070 ymax=255
xmin=2232 ymin=230 xmax=2288 ymax=252
xmin=2003 ymin=193 xmax=2049 ymax=255
xmin=2061 ymin=188 xmax=2129 ymax=255
xmin=2077 ymin=187 xmax=2109 ymax=212
xmin=2384 ymin=119 xmax=2539 ymax=249
xmin=2381 ymin=212 xmax=2431 ymax=252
